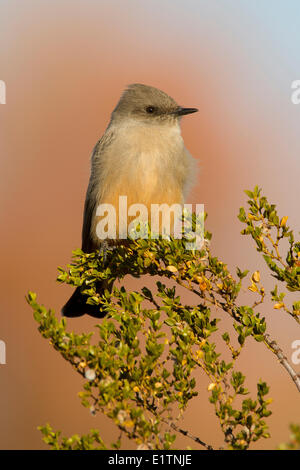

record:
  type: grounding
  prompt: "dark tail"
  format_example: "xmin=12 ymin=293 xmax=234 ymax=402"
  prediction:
xmin=61 ymin=282 xmax=107 ymax=318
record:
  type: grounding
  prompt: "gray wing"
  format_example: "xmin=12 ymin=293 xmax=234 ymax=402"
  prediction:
xmin=81 ymin=177 xmax=98 ymax=252
xmin=81 ymin=132 xmax=113 ymax=252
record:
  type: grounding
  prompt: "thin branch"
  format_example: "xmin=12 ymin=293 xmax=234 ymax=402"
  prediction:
xmin=161 ymin=417 xmax=214 ymax=450
xmin=265 ymin=233 xmax=288 ymax=269
xmin=174 ymin=277 xmax=300 ymax=394
xmin=221 ymin=304 xmax=300 ymax=393
xmin=264 ymin=334 xmax=300 ymax=393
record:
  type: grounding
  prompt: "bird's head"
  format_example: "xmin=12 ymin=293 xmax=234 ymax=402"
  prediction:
xmin=111 ymin=83 xmax=198 ymax=126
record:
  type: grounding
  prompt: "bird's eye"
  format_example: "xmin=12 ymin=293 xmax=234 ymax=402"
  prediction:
xmin=146 ymin=106 xmax=156 ymax=114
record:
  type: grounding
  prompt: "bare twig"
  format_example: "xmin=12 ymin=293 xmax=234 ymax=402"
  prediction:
xmin=175 ymin=276 xmax=300 ymax=394
xmin=264 ymin=334 xmax=300 ymax=393
xmin=161 ymin=418 xmax=214 ymax=450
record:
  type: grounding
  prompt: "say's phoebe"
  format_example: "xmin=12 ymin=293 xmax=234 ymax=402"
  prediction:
xmin=62 ymin=84 xmax=198 ymax=317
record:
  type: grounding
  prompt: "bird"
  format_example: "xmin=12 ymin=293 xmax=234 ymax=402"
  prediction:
xmin=62 ymin=83 xmax=198 ymax=318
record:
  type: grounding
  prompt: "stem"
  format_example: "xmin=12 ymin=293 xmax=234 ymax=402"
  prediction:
xmin=264 ymin=335 xmax=300 ymax=393
xmin=174 ymin=276 xmax=300 ymax=394
xmin=265 ymin=233 xmax=288 ymax=269
xmin=162 ymin=418 xmax=214 ymax=450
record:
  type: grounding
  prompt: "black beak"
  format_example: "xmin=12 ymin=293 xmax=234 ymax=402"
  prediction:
xmin=176 ymin=107 xmax=198 ymax=116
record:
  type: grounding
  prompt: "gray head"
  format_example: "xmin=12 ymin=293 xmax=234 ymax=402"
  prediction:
xmin=111 ymin=84 xmax=198 ymax=125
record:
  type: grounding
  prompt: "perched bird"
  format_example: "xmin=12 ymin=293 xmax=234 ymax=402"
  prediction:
xmin=62 ymin=83 xmax=198 ymax=317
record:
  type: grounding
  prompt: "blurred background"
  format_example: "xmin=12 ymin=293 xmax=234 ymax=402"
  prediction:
xmin=0 ymin=0 xmax=299 ymax=449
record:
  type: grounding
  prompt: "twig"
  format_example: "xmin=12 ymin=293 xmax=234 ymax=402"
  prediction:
xmin=264 ymin=334 xmax=300 ymax=393
xmin=265 ymin=233 xmax=288 ymax=269
xmin=169 ymin=421 xmax=214 ymax=450
xmin=221 ymin=304 xmax=300 ymax=393
xmin=161 ymin=417 xmax=214 ymax=450
xmin=175 ymin=275 xmax=300 ymax=394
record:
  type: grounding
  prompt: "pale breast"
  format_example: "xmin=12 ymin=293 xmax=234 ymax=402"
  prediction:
xmin=91 ymin=121 xmax=195 ymax=242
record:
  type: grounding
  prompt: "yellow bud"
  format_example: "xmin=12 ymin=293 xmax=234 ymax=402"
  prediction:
xmin=207 ymin=383 xmax=217 ymax=391
xmin=252 ymin=271 xmax=260 ymax=283
xmin=195 ymin=350 xmax=204 ymax=359
xmin=248 ymin=214 xmax=260 ymax=221
xmin=280 ymin=216 xmax=288 ymax=227
xmin=166 ymin=265 xmax=178 ymax=273
xmin=248 ymin=283 xmax=258 ymax=293
xmin=155 ymin=382 xmax=162 ymax=389
xmin=133 ymin=386 xmax=139 ymax=393
xmin=199 ymin=281 xmax=207 ymax=291
xmin=274 ymin=302 xmax=284 ymax=309
xmin=124 ymin=420 xmax=134 ymax=428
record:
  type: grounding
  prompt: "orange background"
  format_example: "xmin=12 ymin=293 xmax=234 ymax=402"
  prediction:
xmin=0 ymin=0 xmax=299 ymax=449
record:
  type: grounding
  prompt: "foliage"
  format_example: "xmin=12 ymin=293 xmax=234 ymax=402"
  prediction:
xmin=238 ymin=186 xmax=300 ymax=320
xmin=38 ymin=424 xmax=108 ymax=450
xmin=27 ymin=187 xmax=300 ymax=450
xmin=278 ymin=424 xmax=300 ymax=450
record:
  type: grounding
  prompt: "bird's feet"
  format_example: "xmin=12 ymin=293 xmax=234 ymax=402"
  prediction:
xmin=98 ymin=241 xmax=117 ymax=264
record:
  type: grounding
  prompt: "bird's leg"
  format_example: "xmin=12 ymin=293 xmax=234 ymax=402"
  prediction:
xmin=98 ymin=240 xmax=117 ymax=264
xmin=99 ymin=240 xmax=109 ymax=263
